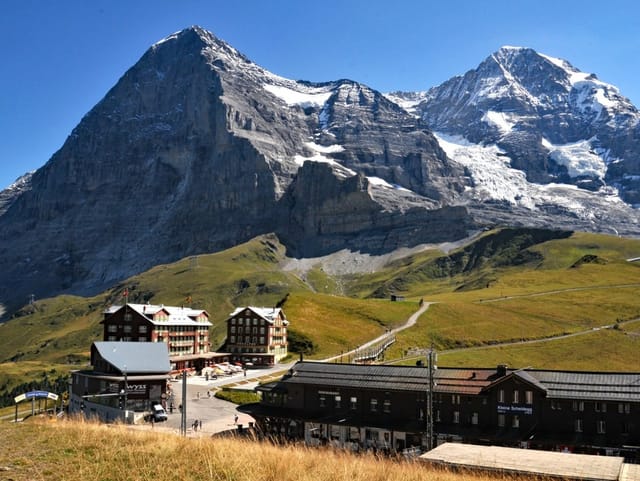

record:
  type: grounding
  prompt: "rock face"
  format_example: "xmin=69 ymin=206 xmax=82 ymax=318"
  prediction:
xmin=0 ymin=27 xmax=473 ymax=316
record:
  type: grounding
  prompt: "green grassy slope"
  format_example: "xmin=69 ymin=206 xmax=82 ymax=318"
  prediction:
xmin=1 ymin=228 xmax=639 ymax=405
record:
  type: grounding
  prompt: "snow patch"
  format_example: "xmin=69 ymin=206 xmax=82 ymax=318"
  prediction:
xmin=542 ymin=138 xmax=607 ymax=178
xmin=294 ymin=142 xmax=354 ymax=178
xmin=367 ymin=176 xmax=412 ymax=192
xmin=263 ymin=84 xmax=332 ymax=109
xmin=304 ymin=142 xmax=344 ymax=154
xmin=482 ymin=110 xmax=517 ymax=134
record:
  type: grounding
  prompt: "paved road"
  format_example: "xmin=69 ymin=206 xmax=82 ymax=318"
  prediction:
xmin=146 ymin=363 xmax=295 ymax=436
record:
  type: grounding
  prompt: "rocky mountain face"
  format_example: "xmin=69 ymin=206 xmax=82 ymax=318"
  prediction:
xmin=1 ymin=31 xmax=639 ymax=318
xmin=389 ymin=46 xmax=640 ymax=202
xmin=0 ymin=27 xmax=472 ymax=317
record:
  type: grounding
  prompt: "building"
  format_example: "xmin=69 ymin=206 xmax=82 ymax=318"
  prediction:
xmin=69 ymin=341 xmax=171 ymax=423
xmin=102 ymin=303 xmax=226 ymax=371
xmin=238 ymin=361 xmax=640 ymax=461
xmin=224 ymin=307 xmax=289 ymax=367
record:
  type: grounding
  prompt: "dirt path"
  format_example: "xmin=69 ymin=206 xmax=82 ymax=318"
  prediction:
xmin=322 ymin=302 xmax=433 ymax=362
xmin=478 ymin=283 xmax=640 ymax=303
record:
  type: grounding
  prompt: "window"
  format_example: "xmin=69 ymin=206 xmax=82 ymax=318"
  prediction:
xmin=319 ymin=395 xmax=326 ymax=408
xmin=512 ymin=390 xmax=519 ymax=404
xmin=124 ymin=312 xmax=132 ymax=322
xmin=471 ymin=412 xmax=479 ymax=425
xmin=108 ymin=335 xmax=117 ymax=341
xmin=138 ymin=325 xmax=148 ymax=333
xmin=498 ymin=389 xmax=505 ymax=403
xmin=512 ymin=415 xmax=520 ymax=428
xmin=370 ymin=398 xmax=378 ymax=412
xmin=335 ymin=396 xmax=341 ymax=409
xmin=231 ymin=326 xmax=236 ymax=334
xmin=436 ymin=410 xmax=441 ymax=422
xmin=597 ymin=420 xmax=606 ymax=434
xmin=498 ymin=414 xmax=505 ymax=427
xmin=525 ymin=391 xmax=533 ymax=405
xmin=575 ymin=419 xmax=583 ymax=433
xmin=618 ymin=403 xmax=631 ymax=414
xmin=108 ymin=324 xmax=117 ymax=333
xmin=123 ymin=325 xmax=132 ymax=333
xmin=350 ymin=397 xmax=357 ymax=410
xmin=452 ymin=394 xmax=461 ymax=405
xmin=453 ymin=411 xmax=460 ymax=424
xmin=551 ymin=400 xmax=561 ymax=410
xmin=383 ymin=399 xmax=391 ymax=413
xmin=572 ymin=401 xmax=584 ymax=412
xmin=595 ymin=402 xmax=607 ymax=413
xmin=230 ymin=336 xmax=235 ymax=343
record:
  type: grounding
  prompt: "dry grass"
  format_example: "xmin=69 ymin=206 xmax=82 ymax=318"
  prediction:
xmin=0 ymin=418 xmax=527 ymax=481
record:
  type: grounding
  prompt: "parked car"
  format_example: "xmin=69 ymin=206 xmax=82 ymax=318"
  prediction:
xmin=145 ymin=403 xmax=168 ymax=422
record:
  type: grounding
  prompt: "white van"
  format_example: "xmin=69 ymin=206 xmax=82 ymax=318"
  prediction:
xmin=150 ymin=403 xmax=168 ymax=422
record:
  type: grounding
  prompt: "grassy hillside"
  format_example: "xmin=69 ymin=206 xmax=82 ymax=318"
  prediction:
xmin=0 ymin=419 xmax=531 ymax=481
xmin=1 ymin=228 xmax=639 ymax=403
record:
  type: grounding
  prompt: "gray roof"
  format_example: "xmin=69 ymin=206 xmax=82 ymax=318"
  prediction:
xmin=93 ymin=341 xmax=171 ymax=374
xmin=278 ymin=362 xmax=640 ymax=402
xmin=527 ymin=370 xmax=640 ymax=402
xmin=281 ymin=362 xmax=429 ymax=392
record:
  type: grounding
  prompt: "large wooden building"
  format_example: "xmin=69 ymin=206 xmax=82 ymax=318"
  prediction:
xmin=239 ymin=361 xmax=640 ymax=461
xmin=102 ymin=303 xmax=225 ymax=372
xmin=224 ymin=307 xmax=289 ymax=367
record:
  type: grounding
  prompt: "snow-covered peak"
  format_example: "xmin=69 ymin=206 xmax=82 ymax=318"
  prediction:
xmin=0 ymin=171 xmax=34 ymax=216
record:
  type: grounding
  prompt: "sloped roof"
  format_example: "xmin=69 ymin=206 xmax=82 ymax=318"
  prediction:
xmin=92 ymin=341 xmax=171 ymax=374
xmin=105 ymin=303 xmax=212 ymax=326
xmin=280 ymin=362 xmax=429 ymax=392
xmin=482 ymin=370 xmax=548 ymax=394
xmin=229 ymin=306 xmax=289 ymax=325
xmin=275 ymin=363 xmax=640 ymax=402
xmin=528 ymin=370 xmax=640 ymax=402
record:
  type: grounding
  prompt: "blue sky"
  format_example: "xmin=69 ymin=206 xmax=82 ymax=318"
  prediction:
xmin=1 ymin=0 xmax=639 ymax=189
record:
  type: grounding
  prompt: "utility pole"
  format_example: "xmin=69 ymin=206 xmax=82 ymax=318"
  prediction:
xmin=426 ymin=347 xmax=437 ymax=451
xmin=123 ymin=365 xmax=128 ymax=423
xmin=180 ymin=370 xmax=187 ymax=436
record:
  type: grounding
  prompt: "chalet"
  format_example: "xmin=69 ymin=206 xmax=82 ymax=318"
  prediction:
xmin=224 ymin=307 xmax=289 ymax=367
xmin=101 ymin=303 xmax=227 ymax=371
xmin=69 ymin=341 xmax=171 ymax=423
xmin=239 ymin=361 xmax=640 ymax=461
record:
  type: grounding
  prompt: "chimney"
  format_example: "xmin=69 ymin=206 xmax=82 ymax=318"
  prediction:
xmin=497 ymin=364 xmax=508 ymax=377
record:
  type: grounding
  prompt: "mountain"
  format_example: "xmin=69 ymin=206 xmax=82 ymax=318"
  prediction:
xmin=388 ymin=46 xmax=640 ymax=230
xmin=0 ymin=27 xmax=472 ymax=318
xmin=1 ymin=31 xmax=639 ymax=319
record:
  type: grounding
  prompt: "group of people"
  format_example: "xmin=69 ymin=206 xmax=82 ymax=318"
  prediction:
xmin=192 ymin=419 xmax=202 ymax=431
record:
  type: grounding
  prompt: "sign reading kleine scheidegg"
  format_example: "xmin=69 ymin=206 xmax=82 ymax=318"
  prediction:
xmin=497 ymin=404 xmax=533 ymax=415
